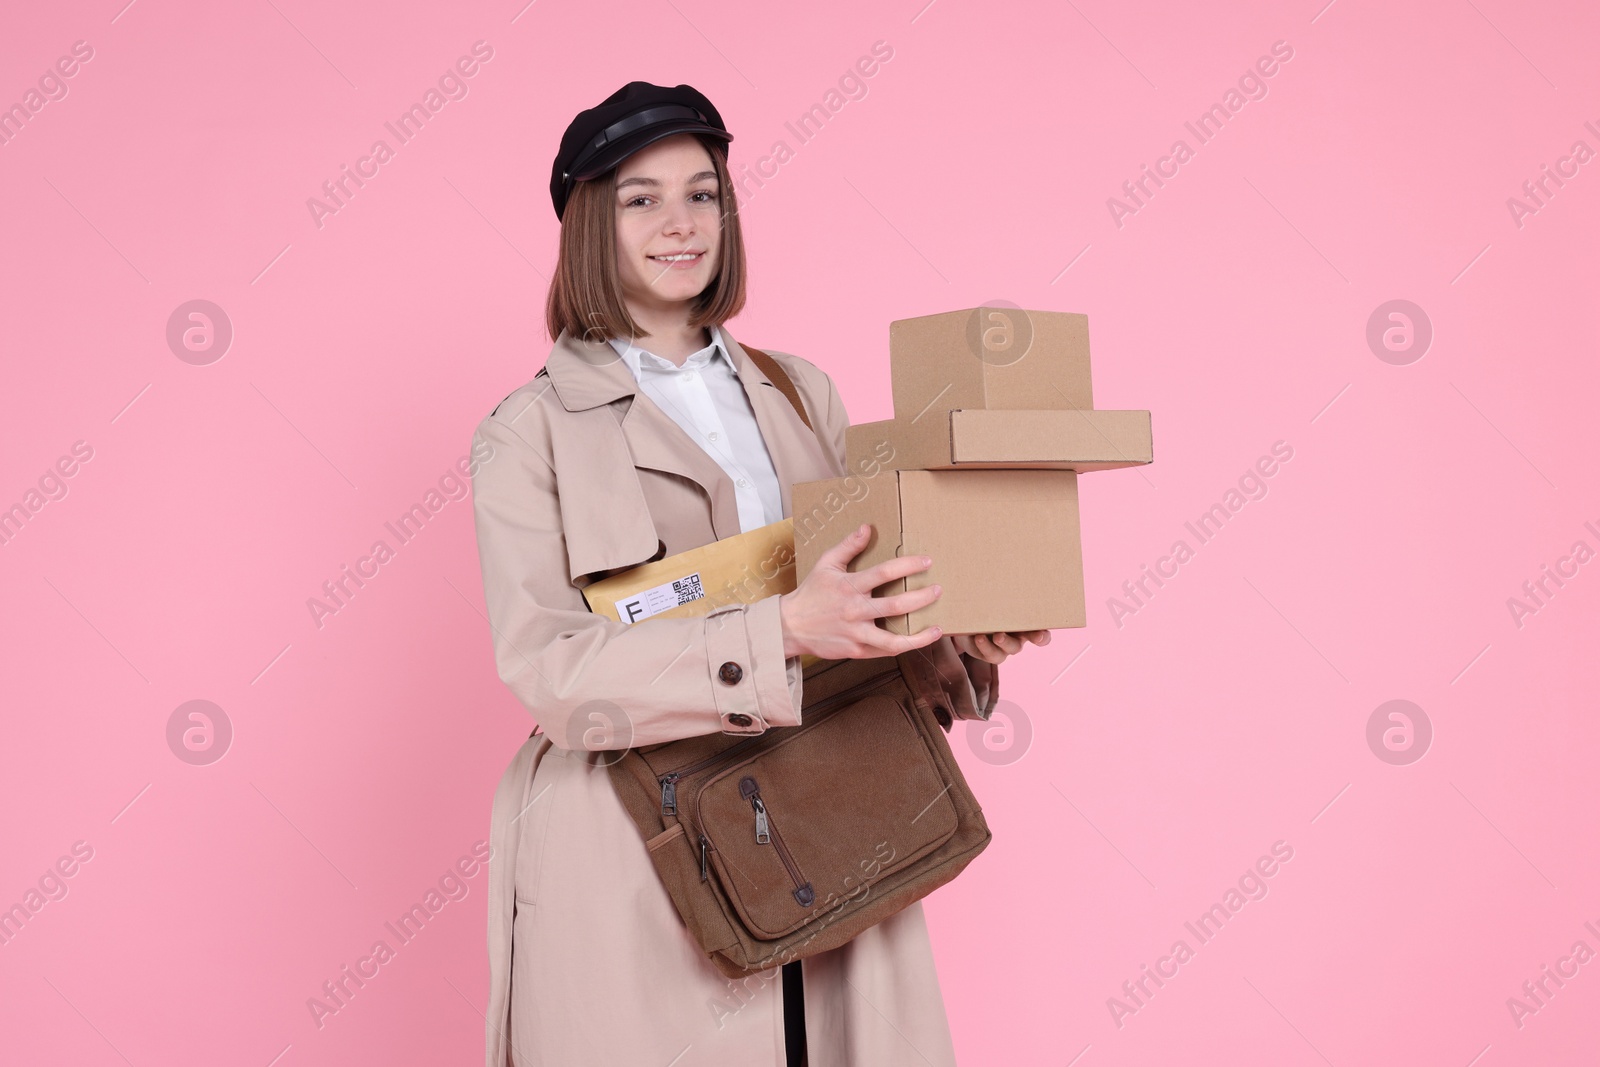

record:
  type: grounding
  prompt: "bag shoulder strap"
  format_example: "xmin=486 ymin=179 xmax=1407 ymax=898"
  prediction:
xmin=742 ymin=344 xmax=815 ymax=435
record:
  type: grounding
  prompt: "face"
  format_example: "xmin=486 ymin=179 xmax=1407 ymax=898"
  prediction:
xmin=612 ymin=133 xmax=723 ymax=316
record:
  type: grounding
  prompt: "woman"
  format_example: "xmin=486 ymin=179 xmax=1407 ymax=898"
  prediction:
xmin=471 ymin=81 xmax=1049 ymax=1067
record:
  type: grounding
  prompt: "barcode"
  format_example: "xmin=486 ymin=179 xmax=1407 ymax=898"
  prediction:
xmin=617 ymin=571 xmax=707 ymax=624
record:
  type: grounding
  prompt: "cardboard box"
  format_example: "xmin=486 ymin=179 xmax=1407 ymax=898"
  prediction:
xmin=889 ymin=307 xmax=1094 ymax=418
xmin=791 ymin=469 xmax=1085 ymax=635
xmin=788 ymin=305 xmax=1151 ymax=635
xmin=846 ymin=408 xmax=1153 ymax=473
xmin=588 ymin=307 xmax=1147 ymax=643
xmin=581 ymin=517 xmax=824 ymax=668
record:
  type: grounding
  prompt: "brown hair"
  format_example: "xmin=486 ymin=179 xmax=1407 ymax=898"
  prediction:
xmin=545 ymin=134 xmax=747 ymax=343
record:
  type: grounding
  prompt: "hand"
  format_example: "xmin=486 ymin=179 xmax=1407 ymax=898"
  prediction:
xmin=779 ymin=522 xmax=945 ymax=661
xmin=950 ymin=629 xmax=1050 ymax=666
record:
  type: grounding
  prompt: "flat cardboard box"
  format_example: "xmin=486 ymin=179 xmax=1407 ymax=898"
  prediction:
xmin=846 ymin=408 xmax=1153 ymax=472
xmin=792 ymin=468 xmax=1085 ymax=635
xmin=890 ymin=307 xmax=1094 ymax=419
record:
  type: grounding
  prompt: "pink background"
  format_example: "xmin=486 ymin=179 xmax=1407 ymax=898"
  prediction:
xmin=3 ymin=0 xmax=1597 ymax=1063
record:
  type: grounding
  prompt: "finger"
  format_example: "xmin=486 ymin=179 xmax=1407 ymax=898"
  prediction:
xmin=971 ymin=633 xmax=1007 ymax=664
xmin=816 ymin=523 xmax=872 ymax=569
xmin=950 ymin=634 xmax=976 ymax=657
xmin=989 ymin=631 xmax=1024 ymax=655
xmin=1024 ymin=629 xmax=1051 ymax=645
xmin=856 ymin=621 xmax=944 ymax=657
xmin=862 ymin=584 xmax=942 ymax=621
xmin=899 ymin=624 xmax=947 ymax=652
xmin=857 ymin=551 xmax=935 ymax=590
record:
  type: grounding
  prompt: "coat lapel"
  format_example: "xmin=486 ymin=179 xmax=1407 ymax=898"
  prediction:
xmin=540 ymin=327 xmax=836 ymax=585
xmin=722 ymin=331 xmax=840 ymax=516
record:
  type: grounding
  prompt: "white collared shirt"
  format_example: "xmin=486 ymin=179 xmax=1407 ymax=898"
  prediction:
xmin=607 ymin=325 xmax=783 ymax=534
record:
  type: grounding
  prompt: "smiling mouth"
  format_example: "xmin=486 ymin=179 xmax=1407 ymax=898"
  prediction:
xmin=649 ymin=251 xmax=704 ymax=263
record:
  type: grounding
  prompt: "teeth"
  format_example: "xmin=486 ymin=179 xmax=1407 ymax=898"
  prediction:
xmin=651 ymin=253 xmax=700 ymax=261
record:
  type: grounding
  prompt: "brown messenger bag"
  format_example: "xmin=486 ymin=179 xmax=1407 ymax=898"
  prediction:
xmin=604 ymin=346 xmax=992 ymax=980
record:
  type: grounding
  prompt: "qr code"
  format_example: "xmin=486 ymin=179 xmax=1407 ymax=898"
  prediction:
xmin=672 ymin=574 xmax=704 ymax=605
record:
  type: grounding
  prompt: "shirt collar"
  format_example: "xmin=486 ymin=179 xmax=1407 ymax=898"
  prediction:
xmin=608 ymin=325 xmax=735 ymax=380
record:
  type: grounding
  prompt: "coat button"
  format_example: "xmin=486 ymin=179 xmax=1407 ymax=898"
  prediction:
xmin=718 ymin=661 xmax=744 ymax=685
xmin=726 ymin=713 xmax=753 ymax=728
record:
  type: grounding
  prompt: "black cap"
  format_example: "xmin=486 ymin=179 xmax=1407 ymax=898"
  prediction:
xmin=550 ymin=81 xmax=733 ymax=220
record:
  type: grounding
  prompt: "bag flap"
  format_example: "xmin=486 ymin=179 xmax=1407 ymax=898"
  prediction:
xmin=695 ymin=691 xmax=960 ymax=939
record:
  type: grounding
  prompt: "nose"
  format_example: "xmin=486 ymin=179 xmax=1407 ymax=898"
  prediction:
xmin=660 ymin=195 xmax=695 ymax=238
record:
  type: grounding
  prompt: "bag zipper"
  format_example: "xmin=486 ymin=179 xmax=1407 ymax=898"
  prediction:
xmin=739 ymin=775 xmax=816 ymax=907
xmin=660 ymin=736 xmax=762 ymax=816
xmin=656 ymin=664 xmax=900 ymax=816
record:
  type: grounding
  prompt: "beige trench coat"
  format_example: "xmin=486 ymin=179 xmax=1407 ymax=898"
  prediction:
xmin=470 ymin=328 xmax=998 ymax=1066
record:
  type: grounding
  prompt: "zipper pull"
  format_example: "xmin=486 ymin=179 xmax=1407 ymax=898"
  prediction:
xmin=739 ymin=777 xmax=771 ymax=844
xmin=699 ymin=834 xmax=709 ymax=881
xmin=660 ymin=773 xmax=679 ymax=816
xmin=752 ymin=797 xmax=770 ymax=844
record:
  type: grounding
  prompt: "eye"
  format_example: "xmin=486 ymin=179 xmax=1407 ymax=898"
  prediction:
xmin=690 ymin=189 xmax=719 ymax=203
xmin=623 ymin=195 xmax=653 ymax=208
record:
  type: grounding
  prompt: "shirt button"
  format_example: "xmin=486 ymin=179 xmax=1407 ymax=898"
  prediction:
xmin=718 ymin=661 xmax=744 ymax=684
xmin=737 ymin=478 xmax=748 ymax=488
xmin=726 ymin=713 xmax=753 ymax=728
xmin=708 ymin=431 xmax=719 ymax=441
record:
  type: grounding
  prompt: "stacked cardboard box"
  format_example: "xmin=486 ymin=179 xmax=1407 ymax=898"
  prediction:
xmin=792 ymin=307 xmax=1153 ymax=635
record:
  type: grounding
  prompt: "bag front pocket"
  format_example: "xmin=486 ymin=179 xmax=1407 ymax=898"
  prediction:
xmin=695 ymin=689 xmax=961 ymax=940
xmin=739 ymin=776 xmax=815 ymax=907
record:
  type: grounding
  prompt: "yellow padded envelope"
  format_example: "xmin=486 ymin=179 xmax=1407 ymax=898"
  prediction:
xmin=581 ymin=517 xmax=821 ymax=669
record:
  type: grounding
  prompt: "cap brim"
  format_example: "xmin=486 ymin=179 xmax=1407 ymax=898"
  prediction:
xmin=569 ymin=120 xmax=733 ymax=182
